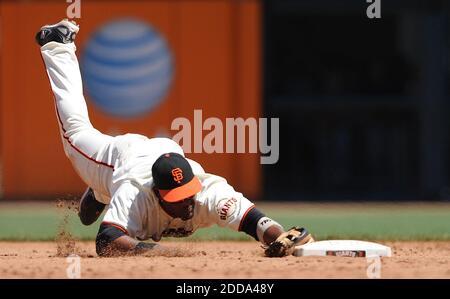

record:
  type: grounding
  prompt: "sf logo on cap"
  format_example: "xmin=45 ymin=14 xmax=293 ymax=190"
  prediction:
xmin=171 ymin=168 xmax=183 ymax=184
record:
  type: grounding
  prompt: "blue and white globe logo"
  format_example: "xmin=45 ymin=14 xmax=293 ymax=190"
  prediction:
xmin=81 ymin=18 xmax=173 ymax=118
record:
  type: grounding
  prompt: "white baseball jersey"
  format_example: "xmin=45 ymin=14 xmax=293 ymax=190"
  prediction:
xmin=40 ymin=39 xmax=255 ymax=242
xmin=103 ymin=164 xmax=255 ymax=241
xmin=101 ymin=133 xmax=255 ymax=241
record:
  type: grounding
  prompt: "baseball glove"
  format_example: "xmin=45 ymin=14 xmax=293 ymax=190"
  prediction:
xmin=264 ymin=227 xmax=314 ymax=257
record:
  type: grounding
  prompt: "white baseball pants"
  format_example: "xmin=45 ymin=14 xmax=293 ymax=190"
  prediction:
xmin=40 ymin=42 xmax=113 ymax=202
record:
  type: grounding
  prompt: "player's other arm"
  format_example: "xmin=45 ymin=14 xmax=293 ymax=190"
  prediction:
xmin=95 ymin=223 xmax=159 ymax=257
xmin=95 ymin=182 xmax=163 ymax=257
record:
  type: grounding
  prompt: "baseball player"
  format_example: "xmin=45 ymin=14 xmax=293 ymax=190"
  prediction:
xmin=36 ymin=19 xmax=314 ymax=257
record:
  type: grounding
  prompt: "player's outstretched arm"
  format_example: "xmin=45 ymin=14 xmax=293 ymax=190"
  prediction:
xmin=95 ymin=223 xmax=161 ymax=257
xmin=238 ymin=207 xmax=314 ymax=257
xmin=239 ymin=207 xmax=285 ymax=244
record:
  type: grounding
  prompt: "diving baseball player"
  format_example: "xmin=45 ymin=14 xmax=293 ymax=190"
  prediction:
xmin=36 ymin=19 xmax=314 ymax=257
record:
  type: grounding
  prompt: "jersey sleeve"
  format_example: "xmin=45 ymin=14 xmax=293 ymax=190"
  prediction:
xmin=202 ymin=178 xmax=255 ymax=231
xmin=101 ymin=181 xmax=147 ymax=238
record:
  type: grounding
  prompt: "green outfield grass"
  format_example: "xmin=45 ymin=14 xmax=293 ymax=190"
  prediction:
xmin=0 ymin=201 xmax=449 ymax=241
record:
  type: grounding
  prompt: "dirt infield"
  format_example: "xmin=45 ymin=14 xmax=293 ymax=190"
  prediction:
xmin=0 ymin=241 xmax=449 ymax=278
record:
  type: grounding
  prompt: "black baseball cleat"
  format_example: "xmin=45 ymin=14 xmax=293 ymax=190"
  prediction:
xmin=35 ymin=19 xmax=79 ymax=46
xmin=78 ymin=187 xmax=106 ymax=226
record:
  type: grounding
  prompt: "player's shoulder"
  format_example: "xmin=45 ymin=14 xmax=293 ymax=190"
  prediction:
xmin=196 ymin=173 xmax=234 ymax=197
xmin=186 ymin=158 xmax=205 ymax=174
xmin=196 ymin=172 xmax=227 ymax=183
xmin=194 ymin=173 xmax=248 ymax=214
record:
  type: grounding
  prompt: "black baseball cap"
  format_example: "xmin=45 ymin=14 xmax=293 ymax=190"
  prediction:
xmin=152 ymin=153 xmax=202 ymax=202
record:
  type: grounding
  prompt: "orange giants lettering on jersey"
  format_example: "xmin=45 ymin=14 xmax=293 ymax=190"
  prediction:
xmin=218 ymin=197 xmax=238 ymax=220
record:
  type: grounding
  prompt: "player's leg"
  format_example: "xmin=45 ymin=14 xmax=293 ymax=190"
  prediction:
xmin=38 ymin=20 xmax=113 ymax=196
xmin=37 ymin=20 xmax=112 ymax=224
